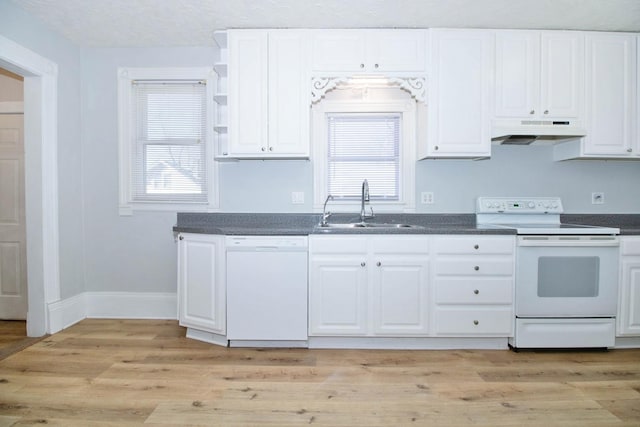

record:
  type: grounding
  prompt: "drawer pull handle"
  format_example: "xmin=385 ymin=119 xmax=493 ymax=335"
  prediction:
xmin=473 ymin=289 xmax=479 ymax=295
xmin=361 ymin=262 xmax=366 ymax=267
xmin=474 ymin=266 xmax=480 ymax=271
xmin=473 ymin=320 xmax=479 ymax=325
xmin=474 ymin=244 xmax=479 ymax=250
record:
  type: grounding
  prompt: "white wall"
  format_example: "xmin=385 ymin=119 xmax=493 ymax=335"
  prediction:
xmin=0 ymin=1 xmax=85 ymax=300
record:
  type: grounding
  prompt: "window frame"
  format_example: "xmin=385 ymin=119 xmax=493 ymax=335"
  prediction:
xmin=118 ymin=67 xmax=219 ymax=215
xmin=312 ymin=98 xmax=417 ymax=213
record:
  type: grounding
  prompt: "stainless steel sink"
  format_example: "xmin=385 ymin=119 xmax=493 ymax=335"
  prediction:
xmin=316 ymin=222 xmax=423 ymax=229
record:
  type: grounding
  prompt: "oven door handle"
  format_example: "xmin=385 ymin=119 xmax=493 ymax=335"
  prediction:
xmin=517 ymin=236 xmax=619 ymax=247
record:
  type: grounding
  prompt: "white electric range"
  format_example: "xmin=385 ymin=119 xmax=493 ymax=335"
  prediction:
xmin=476 ymin=197 xmax=620 ymax=350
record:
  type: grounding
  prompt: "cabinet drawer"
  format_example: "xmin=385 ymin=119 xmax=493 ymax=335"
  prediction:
xmin=621 ymin=237 xmax=640 ymax=256
xmin=435 ymin=258 xmax=514 ymax=276
xmin=435 ymin=308 xmax=513 ymax=336
xmin=310 ymin=236 xmax=368 ymax=254
xmin=434 ymin=277 xmax=513 ymax=304
xmin=434 ymin=236 xmax=514 ymax=255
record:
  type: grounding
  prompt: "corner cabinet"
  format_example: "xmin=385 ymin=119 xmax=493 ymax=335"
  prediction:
xmin=618 ymin=237 xmax=640 ymax=336
xmin=422 ymin=29 xmax=494 ymax=158
xmin=308 ymin=235 xmax=430 ymax=337
xmin=225 ymin=30 xmax=310 ymax=159
xmin=177 ymin=233 xmax=226 ymax=343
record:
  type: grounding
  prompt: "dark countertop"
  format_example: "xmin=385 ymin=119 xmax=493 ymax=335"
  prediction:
xmin=174 ymin=213 xmax=640 ymax=236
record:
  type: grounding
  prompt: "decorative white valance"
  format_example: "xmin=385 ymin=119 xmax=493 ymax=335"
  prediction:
xmin=311 ymin=76 xmax=427 ymax=105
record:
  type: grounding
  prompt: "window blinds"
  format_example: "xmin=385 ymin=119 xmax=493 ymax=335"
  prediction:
xmin=327 ymin=113 xmax=401 ymax=201
xmin=131 ymin=81 xmax=207 ymax=202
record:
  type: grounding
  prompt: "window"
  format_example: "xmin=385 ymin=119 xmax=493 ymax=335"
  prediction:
xmin=312 ymin=88 xmax=416 ymax=212
xmin=118 ymin=68 xmax=218 ymax=214
xmin=327 ymin=113 xmax=401 ymax=201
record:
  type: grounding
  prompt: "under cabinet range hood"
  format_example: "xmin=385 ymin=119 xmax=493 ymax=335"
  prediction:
xmin=491 ymin=119 xmax=586 ymax=145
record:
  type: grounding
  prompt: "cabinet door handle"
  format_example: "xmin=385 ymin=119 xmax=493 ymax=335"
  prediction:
xmin=360 ymin=63 xmax=365 ymax=68
xmin=529 ymin=110 xmax=535 ymax=115
xmin=179 ymin=235 xmax=184 ymax=240
xmin=473 ymin=289 xmax=479 ymax=295
xmin=474 ymin=244 xmax=479 ymax=250
xmin=261 ymin=147 xmax=266 ymax=152
xmin=474 ymin=266 xmax=480 ymax=271
xmin=543 ymin=110 xmax=549 ymax=114
xmin=269 ymin=146 xmax=273 ymax=152
xmin=473 ymin=320 xmax=479 ymax=325
xmin=434 ymin=145 xmax=439 ymax=151
xmin=374 ymin=64 xmax=379 ymax=69
xmin=627 ymin=148 xmax=633 ymax=153
xmin=376 ymin=261 xmax=381 ymax=267
xmin=361 ymin=262 xmax=366 ymax=267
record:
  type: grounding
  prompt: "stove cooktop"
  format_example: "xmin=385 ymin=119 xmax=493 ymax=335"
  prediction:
xmin=475 ymin=197 xmax=620 ymax=235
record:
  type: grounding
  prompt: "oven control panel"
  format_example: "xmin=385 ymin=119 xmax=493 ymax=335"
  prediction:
xmin=477 ymin=197 xmax=564 ymax=214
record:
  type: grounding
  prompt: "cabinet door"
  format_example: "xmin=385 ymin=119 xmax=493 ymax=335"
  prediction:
xmin=495 ymin=31 xmax=539 ymax=118
xmin=371 ymin=254 xmax=429 ymax=335
xmin=583 ymin=33 xmax=636 ymax=156
xmin=311 ymin=30 xmax=367 ymax=72
xmin=228 ymin=30 xmax=268 ymax=154
xmin=368 ymin=30 xmax=427 ymax=72
xmin=177 ymin=234 xmax=226 ymax=334
xmin=268 ymin=30 xmax=310 ymax=156
xmin=540 ymin=32 xmax=584 ymax=119
xmin=619 ymin=259 xmax=640 ymax=336
xmin=309 ymin=255 xmax=368 ymax=336
xmin=427 ymin=29 xmax=493 ymax=157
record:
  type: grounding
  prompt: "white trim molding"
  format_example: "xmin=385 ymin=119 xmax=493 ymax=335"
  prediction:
xmin=0 ymin=34 xmax=60 ymax=337
xmin=47 ymin=291 xmax=178 ymax=333
xmin=311 ymin=76 xmax=427 ymax=104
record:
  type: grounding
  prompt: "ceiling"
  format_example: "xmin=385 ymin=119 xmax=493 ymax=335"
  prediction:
xmin=10 ymin=0 xmax=640 ymax=47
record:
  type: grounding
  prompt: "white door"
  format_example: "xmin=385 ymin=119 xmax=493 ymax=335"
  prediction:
xmin=0 ymin=114 xmax=27 ymax=319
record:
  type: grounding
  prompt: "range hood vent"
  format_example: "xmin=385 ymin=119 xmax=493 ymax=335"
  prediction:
xmin=492 ymin=118 xmax=586 ymax=145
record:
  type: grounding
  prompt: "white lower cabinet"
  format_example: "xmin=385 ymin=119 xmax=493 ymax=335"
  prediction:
xmin=432 ymin=236 xmax=515 ymax=336
xmin=618 ymin=237 xmax=640 ymax=336
xmin=177 ymin=233 xmax=226 ymax=338
xmin=309 ymin=235 xmax=430 ymax=336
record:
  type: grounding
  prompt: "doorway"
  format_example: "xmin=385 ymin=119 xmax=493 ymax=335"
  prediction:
xmin=0 ymin=35 xmax=61 ymax=337
xmin=0 ymin=67 xmax=26 ymax=320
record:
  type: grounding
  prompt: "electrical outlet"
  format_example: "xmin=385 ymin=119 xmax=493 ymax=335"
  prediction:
xmin=421 ymin=192 xmax=434 ymax=204
xmin=291 ymin=191 xmax=305 ymax=204
xmin=591 ymin=192 xmax=605 ymax=205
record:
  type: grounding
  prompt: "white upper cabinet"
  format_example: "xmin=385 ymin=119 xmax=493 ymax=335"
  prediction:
xmin=311 ymin=29 xmax=427 ymax=74
xmin=226 ymin=30 xmax=310 ymax=158
xmin=582 ymin=33 xmax=637 ymax=156
xmin=422 ymin=29 xmax=494 ymax=158
xmin=553 ymin=33 xmax=637 ymax=160
xmin=495 ymin=30 xmax=584 ymax=121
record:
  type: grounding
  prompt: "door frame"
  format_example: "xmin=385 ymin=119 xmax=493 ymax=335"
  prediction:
xmin=0 ymin=34 xmax=60 ymax=336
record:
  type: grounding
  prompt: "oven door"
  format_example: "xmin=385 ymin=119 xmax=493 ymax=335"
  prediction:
xmin=516 ymin=235 xmax=619 ymax=317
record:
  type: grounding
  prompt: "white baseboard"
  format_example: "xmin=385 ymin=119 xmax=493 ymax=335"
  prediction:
xmin=47 ymin=293 xmax=87 ymax=334
xmin=46 ymin=291 xmax=177 ymax=334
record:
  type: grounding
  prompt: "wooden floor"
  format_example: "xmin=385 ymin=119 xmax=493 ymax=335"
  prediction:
xmin=0 ymin=320 xmax=639 ymax=426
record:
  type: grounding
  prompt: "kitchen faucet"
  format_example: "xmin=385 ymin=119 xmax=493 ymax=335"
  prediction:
xmin=360 ymin=179 xmax=374 ymax=222
xmin=321 ymin=194 xmax=333 ymax=226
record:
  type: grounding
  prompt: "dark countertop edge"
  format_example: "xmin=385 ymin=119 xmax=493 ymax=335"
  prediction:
xmin=174 ymin=213 xmax=640 ymax=236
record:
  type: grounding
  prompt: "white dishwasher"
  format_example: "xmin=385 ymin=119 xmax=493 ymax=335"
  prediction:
xmin=226 ymin=235 xmax=308 ymax=346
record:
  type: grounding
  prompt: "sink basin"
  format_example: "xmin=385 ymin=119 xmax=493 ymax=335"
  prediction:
xmin=316 ymin=222 xmax=423 ymax=229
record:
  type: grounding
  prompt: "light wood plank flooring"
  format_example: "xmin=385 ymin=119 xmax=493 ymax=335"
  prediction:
xmin=0 ymin=319 xmax=639 ymax=426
